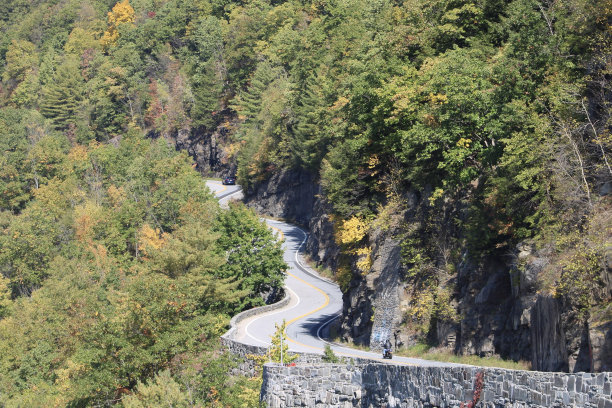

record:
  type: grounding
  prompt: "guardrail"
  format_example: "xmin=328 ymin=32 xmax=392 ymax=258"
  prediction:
xmin=221 ymin=287 xmax=291 ymax=341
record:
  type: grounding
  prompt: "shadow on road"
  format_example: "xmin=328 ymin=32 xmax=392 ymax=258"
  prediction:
xmin=293 ymin=312 xmax=340 ymax=341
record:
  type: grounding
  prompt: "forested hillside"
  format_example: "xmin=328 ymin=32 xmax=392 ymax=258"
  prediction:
xmin=222 ymin=0 xmax=610 ymax=371
xmin=0 ymin=0 xmax=610 ymax=404
xmin=0 ymin=1 xmax=290 ymax=405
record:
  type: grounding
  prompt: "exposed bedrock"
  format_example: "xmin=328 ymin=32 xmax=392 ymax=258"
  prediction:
xmin=340 ymin=226 xmax=404 ymax=349
xmin=234 ymin=168 xmax=611 ymax=372
xmin=170 ymin=116 xmax=238 ymax=177
xmin=242 ymin=168 xmax=317 ymax=227
xmin=242 ymin=168 xmax=340 ymax=271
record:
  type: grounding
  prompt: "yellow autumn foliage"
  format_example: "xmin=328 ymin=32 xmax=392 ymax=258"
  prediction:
xmin=336 ymin=215 xmax=368 ymax=245
xmin=428 ymin=187 xmax=444 ymax=205
xmin=406 ymin=289 xmax=434 ymax=325
xmin=368 ymin=154 xmax=380 ymax=169
xmin=456 ymin=137 xmax=472 ymax=148
xmin=55 ymin=359 xmax=88 ymax=395
xmin=74 ymin=201 xmax=105 ymax=244
xmin=405 ymin=286 xmax=458 ymax=336
xmin=428 ymin=93 xmax=448 ymax=105
xmin=355 ymin=246 xmax=372 ymax=274
xmin=67 ymin=144 xmax=89 ymax=163
xmin=107 ymin=185 xmax=126 ymax=207
xmin=138 ymin=223 xmax=166 ymax=256
xmin=101 ymin=0 xmax=135 ymax=49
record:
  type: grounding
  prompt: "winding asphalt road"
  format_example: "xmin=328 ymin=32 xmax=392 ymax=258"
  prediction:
xmin=206 ymin=180 xmax=460 ymax=367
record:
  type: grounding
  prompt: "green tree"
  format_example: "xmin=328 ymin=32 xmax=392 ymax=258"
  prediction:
xmin=122 ymin=370 xmax=189 ymax=408
xmin=269 ymin=320 xmax=296 ymax=364
xmin=40 ymin=56 xmax=85 ymax=130
xmin=0 ymin=274 xmax=11 ymax=318
xmin=64 ymin=27 xmax=101 ymax=56
xmin=322 ymin=344 xmax=339 ymax=363
xmin=189 ymin=60 xmax=223 ymax=129
xmin=234 ymin=60 xmax=281 ymax=121
xmin=2 ymin=39 xmax=38 ymax=84
xmin=223 ymin=1 xmax=271 ymax=89
xmin=26 ymin=132 xmax=69 ymax=190
xmin=0 ymin=108 xmax=31 ymax=211
xmin=215 ymin=202 xmax=286 ymax=309
xmin=289 ymin=74 xmax=330 ymax=170
xmin=0 ymin=199 xmax=67 ymax=296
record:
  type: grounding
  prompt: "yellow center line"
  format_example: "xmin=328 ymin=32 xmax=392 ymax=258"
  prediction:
xmin=269 ymin=223 xmax=416 ymax=366
xmin=269 ymin=225 xmax=330 ymax=351
xmin=208 ymin=180 xmax=227 ymax=195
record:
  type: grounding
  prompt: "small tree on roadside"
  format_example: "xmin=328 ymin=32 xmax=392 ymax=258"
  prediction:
xmin=322 ymin=344 xmax=339 ymax=363
xmin=269 ymin=320 xmax=297 ymax=365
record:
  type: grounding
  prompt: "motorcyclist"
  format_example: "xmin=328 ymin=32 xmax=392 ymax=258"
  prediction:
xmin=383 ymin=339 xmax=392 ymax=358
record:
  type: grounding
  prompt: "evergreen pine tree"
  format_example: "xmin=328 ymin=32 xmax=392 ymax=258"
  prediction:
xmin=40 ymin=57 xmax=84 ymax=130
xmin=190 ymin=60 xmax=222 ymax=129
xmin=290 ymin=74 xmax=329 ymax=170
xmin=235 ymin=61 xmax=279 ymax=122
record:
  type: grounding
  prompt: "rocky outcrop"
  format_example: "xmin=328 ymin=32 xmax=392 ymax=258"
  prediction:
xmin=339 ymin=228 xmax=404 ymax=349
xmin=531 ymin=295 xmax=569 ymax=372
xmin=305 ymin=194 xmax=340 ymax=271
xmin=243 ymin=169 xmax=317 ymax=227
xmin=242 ymin=168 xmax=341 ymax=271
xmin=590 ymin=320 xmax=612 ymax=372
xmin=236 ymin=167 xmax=611 ymax=373
xmin=171 ymin=114 xmax=238 ymax=177
xmin=452 ymin=247 xmax=544 ymax=363
xmin=367 ymin=232 xmax=403 ymax=351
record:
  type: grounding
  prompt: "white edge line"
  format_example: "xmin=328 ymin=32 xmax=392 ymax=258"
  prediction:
xmin=218 ymin=188 xmax=243 ymax=201
xmin=291 ymin=224 xmax=342 ymax=347
xmin=215 ymin=185 xmax=469 ymax=367
xmin=244 ymin=285 xmax=302 ymax=346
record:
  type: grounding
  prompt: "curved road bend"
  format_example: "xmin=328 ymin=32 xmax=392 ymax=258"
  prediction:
xmin=206 ymin=180 xmax=460 ymax=368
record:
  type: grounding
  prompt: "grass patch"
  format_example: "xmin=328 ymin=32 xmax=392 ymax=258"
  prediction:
xmin=303 ymin=255 xmax=336 ymax=282
xmin=397 ymin=344 xmax=531 ymax=370
xmin=327 ymin=320 xmax=340 ymax=341
xmin=327 ymin=339 xmax=530 ymax=370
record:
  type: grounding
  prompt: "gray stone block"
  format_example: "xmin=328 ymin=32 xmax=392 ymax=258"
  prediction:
xmin=598 ymin=396 xmax=606 ymax=408
xmin=259 ymin=354 xmax=612 ymax=408
xmin=568 ymin=375 xmax=576 ymax=392
xmin=562 ymin=391 xmax=570 ymax=405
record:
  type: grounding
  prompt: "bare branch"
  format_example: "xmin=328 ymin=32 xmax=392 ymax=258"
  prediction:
xmin=581 ymin=98 xmax=612 ymax=177
xmin=538 ymin=3 xmax=555 ymax=37
xmin=561 ymin=124 xmax=592 ymax=207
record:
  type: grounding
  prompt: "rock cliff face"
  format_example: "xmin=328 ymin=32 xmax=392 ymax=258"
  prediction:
xmin=531 ymin=295 xmax=569 ymax=372
xmin=242 ymin=168 xmax=341 ymax=271
xmin=348 ymin=230 xmax=403 ymax=350
xmin=242 ymin=169 xmax=317 ymax=227
xmin=305 ymin=194 xmax=340 ymax=271
xmin=233 ymin=167 xmax=611 ymax=372
xmin=169 ymin=113 xmax=238 ymax=177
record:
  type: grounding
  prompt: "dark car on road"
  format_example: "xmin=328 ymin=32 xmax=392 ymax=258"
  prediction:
xmin=222 ymin=176 xmax=236 ymax=185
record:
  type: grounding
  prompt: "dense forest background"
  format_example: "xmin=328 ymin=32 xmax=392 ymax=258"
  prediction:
xmin=0 ymin=0 xmax=610 ymax=404
xmin=0 ymin=1 xmax=292 ymax=405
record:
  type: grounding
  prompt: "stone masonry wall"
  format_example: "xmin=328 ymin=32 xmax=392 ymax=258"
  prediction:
xmin=261 ymin=363 xmax=612 ymax=408
xmin=220 ymin=288 xmax=372 ymax=377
